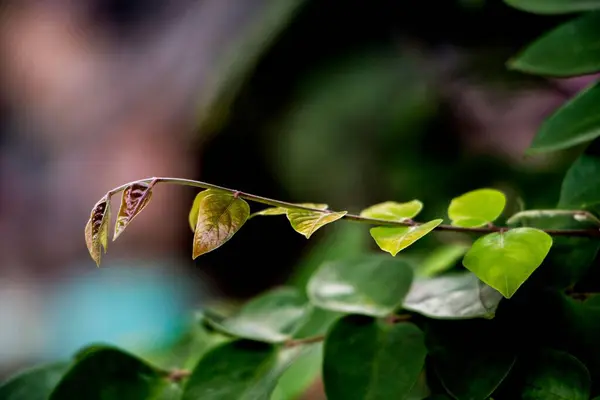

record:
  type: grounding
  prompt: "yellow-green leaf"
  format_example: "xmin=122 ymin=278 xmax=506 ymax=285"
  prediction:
xmin=84 ymin=197 xmax=111 ymax=267
xmin=191 ymin=190 xmax=250 ymax=258
xmin=359 ymin=200 xmax=423 ymax=221
xmin=113 ymin=182 xmax=153 ymax=240
xmin=287 ymin=207 xmax=347 ymax=239
xmin=370 ymin=219 xmax=443 ymax=256
xmin=252 ymin=203 xmax=328 ymax=218
xmin=448 ymin=188 xmax=506 ymax=228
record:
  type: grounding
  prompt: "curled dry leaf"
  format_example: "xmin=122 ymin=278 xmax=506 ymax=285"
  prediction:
xmin=84 ymin=197 xmax=111 ymax=267
xmin=113 ymin=182 xmax=154 ymax=240
xmin=191 ymin=189 xmax=250 ymax=258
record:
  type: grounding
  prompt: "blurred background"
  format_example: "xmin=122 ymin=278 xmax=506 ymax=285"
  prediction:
xmin=0 ymin=0 xmax=595 ymax=398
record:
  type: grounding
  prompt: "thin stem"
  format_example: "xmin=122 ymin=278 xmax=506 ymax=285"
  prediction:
xmin=105 ymin=177 xmax=600 ymax=238
xmin=285 ymin=334 xmax=325 ymax=348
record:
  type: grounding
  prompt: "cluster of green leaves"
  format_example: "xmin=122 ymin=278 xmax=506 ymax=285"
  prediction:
xmin=5 ymin=1 xmax=600 ymax=399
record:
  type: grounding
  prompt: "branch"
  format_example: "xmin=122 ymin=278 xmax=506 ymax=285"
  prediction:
xmin=106 ymin=177 xmax=600 ymax=238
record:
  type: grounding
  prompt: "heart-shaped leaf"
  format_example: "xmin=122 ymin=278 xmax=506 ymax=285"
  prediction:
xmin=323 ymin=315 xmax=427 ymax=400
xmin=416 ymin=244 xmax=469 ymax=278
xmin=463 ymin=227 xmax=553 ymax=298
xmin=403 ymin=272 xmax=503 ymax=320
xmin=307 ymin=255 xmax=413 ymax=317
xmin=509 ymin=350 xmax=590 ymax=400
xmin=84 ymin=196 xmax=111 ymax=267
xmin=505 ymin=0 xmax=600 ymax=14
xmin=448 ymin=189 xmax=506 ymax=228
xmin=527 ymin=83 xmax=600 ymax=154
xmin=559 ymin=152 xmax=600 ymax=214
xmin=113 ymin=182 xmax=154 ymax=240
xmin=507 ymin=12 xmax=600 ymax=76
xmin=203 ymin=287 xmax=310 ymax=343
xmin=0 ymin=362 xmax=70 ymax=400
xmin=286 ymin=207 xmax=347 ymax=239
xmin=182 ymin=341 xmax=300 ymax=400
xmin=50 ymin=345 xmax=176 ymax=400
xmin=370 ymin=219 xmax=443 ymax=256
xmin=360 ymin=200 xmax=423 ymax=221
xmin=190 ymin=189 xmax=250 ymax=258
xmin=251 ymin=203 xmax=328 ymax=218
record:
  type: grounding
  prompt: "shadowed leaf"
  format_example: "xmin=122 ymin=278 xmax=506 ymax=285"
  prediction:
xmin=370 ymin=219 xmax=443 ymax=256
xmin=191 ymin=190 xmax=250 ymax=258
xmin=84 ymin=197 xmax=111 ymax=267
xmin=0 ymin=362 xmax=70 ymax=400
xmin=505 ymin=0 xmax=600 ymax=14
xmin=114 ymin=182 xmax=154 ymax=240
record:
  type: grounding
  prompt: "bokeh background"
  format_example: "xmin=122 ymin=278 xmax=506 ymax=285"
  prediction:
xmin=0 ymin=0 xmax=594 ymax=397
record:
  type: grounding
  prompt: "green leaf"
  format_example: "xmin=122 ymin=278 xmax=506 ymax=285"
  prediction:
xmin=559 ymin=152 xmax=600 ymax=214
xmin=428 ymin=334 xmax=516 ymax=400
xmin=114 ymin=182 xmax=153 ymax=240
xmin=84 ymin=196 xmax=111 ymax=267
xmin=511 ymin=350 xmax=590 ymax=400
xmin=360 ymin=200 xmax=423 ymax=221
xmin=271 ymin=344 xmax=323 ymax=400
xmin=507 ymin=12 xmax=600 ymax=76
xmin=0 ymin=362 xmax=70 ymax=400
xmin=286 ymin=206 xmax=347 ymax=239
xmin=251 ymin=203 xmax=328 ymax=218
xmin=50 ymin=345 xmax=173 ymax=400
xmin=203 ymin=287 xmax=310 ymax=343
xmin=182 ymin=341 xmax=299 ymax=400
xmin=403 ymin=272 xmax=503 ymax=320
xmin=370 ymin=219 xmax=443 ymax=257
xmin=504 ymin=0 xmax=600 ymax=14
xmin=323 ymin=315 xmax=427 ymax=400
xmin=307 ymin=255 xmax=414 ymax=317
xmin=528 ymin=83 xmax=600 ymax=153
xmin=463 ymin=227 xmax=553 ymax=298
xmin=190 ymin=189 xmax=250 ymax=258
xmin=448 ymin=189 xmax=506 ymax=228
xmin=416 ymin=244 xmax=469 ymax=278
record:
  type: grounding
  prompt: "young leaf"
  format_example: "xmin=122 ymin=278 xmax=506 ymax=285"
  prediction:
xmin=182 ymin=341 xmax=299 ymax=400
xmin=359 ymin=200 xmax=423 ymax=221
xmin=528 ymin=82 xmax=600 ymax=154
xmin=416 ymin=243 xmax=469 ymax=278
xmin=307 ymin=255 xmax=413 ymax=317
xmin=559 ymin=153 xmax=600 ymax=214
xmin=203 ymin=287 xmax=310 ymax=343
xmin=507 ymin=12 xmax=600 ymax=76
xmin=370 ymin=219 xmax=443 ymax=257
xmin=463 ymin=227 xmax=553 ymax=298
xmin=0 ymin=362 xmax=70 ymax=400
xmin=84 ymin=197 xmax=111 ymax=267
xmin=191 ymin=189 xmax=250 ymax=258
xmin=403 ymin=272 xmax=503 ymax=320
xmin=448 ymin=188 xmax=506 ymax=228
xmin=509 ymin=350 xmax=590 ymax=400
xmin=50 ymin=345 xmax=175 ymax=400
xmin=323 ymin=315 xmax=427 ymax=400
xmin=252 ymin=203 xmax=328 ymax=218
xmin=286 ymin=206 xmax=347 ymax=239
xmin=504 ymin=0 xmax=600 ymax=14
xmin=113 ymin=182 xmax=153 ymax=240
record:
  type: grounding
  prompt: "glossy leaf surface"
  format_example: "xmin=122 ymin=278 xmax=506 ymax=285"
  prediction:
xmin=403 ymin=272 xmax=503 ymax=320
xmin=190 ymin=190 xmax=250 ymax=258
xmin=370 ymin=219 xmax=443 ymax=256
xmin=307 ymin=255 xmax=413 ymax=317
